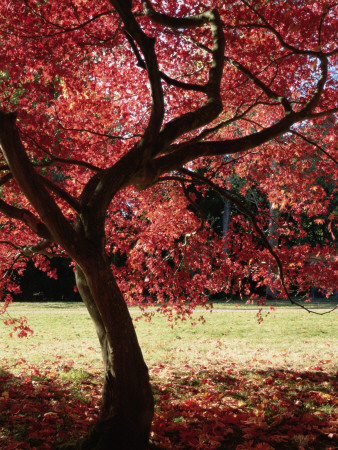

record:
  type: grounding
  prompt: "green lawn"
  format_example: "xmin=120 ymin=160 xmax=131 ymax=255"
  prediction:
xmin=1 ymin=302 xmax=337 ymax=373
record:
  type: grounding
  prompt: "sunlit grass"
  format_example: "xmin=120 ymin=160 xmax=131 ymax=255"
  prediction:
xmin=1 ymin=303 xmax=337 ymax=374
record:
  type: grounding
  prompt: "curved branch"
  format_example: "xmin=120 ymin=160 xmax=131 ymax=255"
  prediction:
xmin=20 ymin=2 xmax=114 ymax=39
xmin=152 ymin=98 xmax=336 ymax=176
xmin=153 ymin=113 xmax=297 ymax=174
xmin=0 ymin=238 xmax=55 ymax=258
xmin=40 ymin=176 xmax=81 ymax=212
xmin=0 ymin=112 xmax=77 ymax=248
xmin=124 ymin=30 xmax=206 ymax=93
xmin=180 ymin=168 xmax=332 ymax=315
xmin=21 ymin=239 xmax=54 ymax=257
xmin=142 ymin=5 xmax=225 ymax=155
xmin=109 ymin=0 xmax=164 ymax=160
xmin=0 ymin=240 xmax=21 ymax=251
xmin=240 ymin=0 xmax=337 ymax=57
xmin=290 ymin=130 xmax=338 ymax=165
xmin=86 ymin=2 xmax=225 ymax=214
xmin=0 ymin=198 xmax=52 ymax=240
xmin=226 ymin=57 xmax=293 ymax=113
xmin=142 ymin=0 xmax=218 ymax=28
xmin=223 ymin=7 xmax=330 ymax=120
xmin=21 ymin=130 xmax=102 ymax=173
xmin=301 ymin=55 xmax=328 ymax=115
xmin=182 ymin=101 xmax=265 ymax=146
xmin=54 ymin=109 xmax=140 ymax=141
xmin=307 ymin=107 xmax=338 ymax=119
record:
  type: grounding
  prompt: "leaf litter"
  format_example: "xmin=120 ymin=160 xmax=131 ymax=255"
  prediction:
xmin=0 ymin=357 xmax=337 ymax=449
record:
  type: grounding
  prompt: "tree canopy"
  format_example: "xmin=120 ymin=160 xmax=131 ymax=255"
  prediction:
xmin=0 ymin=0 xmax=337 ymax=448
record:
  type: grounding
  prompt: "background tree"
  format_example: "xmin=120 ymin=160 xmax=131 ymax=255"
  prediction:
xmin=0 ymin=0 xmax=336 ymax=448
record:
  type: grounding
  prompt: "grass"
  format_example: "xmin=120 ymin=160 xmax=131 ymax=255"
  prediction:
xmin=210 ymin=296 xmax=338 ymax=310
xmin=4 ymin=301 xmax=87 ymax=311
xmin=6 ymin=296 xmax=337 ymax=311
xmin=0 ymin=303 xmax=337 ymax=449
xmin=1 ymin=302 xmax=337 ymax=373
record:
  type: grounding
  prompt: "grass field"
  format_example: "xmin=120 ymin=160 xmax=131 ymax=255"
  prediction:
xmin=0 ymin=303 xmax=337 ymax=449
xmin=2 ymin=302 xmax=337 ymax=372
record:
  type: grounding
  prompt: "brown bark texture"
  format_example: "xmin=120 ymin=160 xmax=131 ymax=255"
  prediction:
xmin=75 ymin=264 xmax=154 ymax=450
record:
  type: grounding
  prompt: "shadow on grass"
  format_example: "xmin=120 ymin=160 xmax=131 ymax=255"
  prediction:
xmin=150 ymin=366 xmax=337 ymax=449
xmin=0 ymin=366 xmax=99 ymax=449
xmin=0 ymin=365 xmax=336 ymax=449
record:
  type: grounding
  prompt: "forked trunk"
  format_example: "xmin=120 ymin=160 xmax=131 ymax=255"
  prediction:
xmin=74 ymin=263 xmax=154 ymax=449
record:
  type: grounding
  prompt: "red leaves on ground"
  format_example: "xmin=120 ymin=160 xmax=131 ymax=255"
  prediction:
xmin=0 ymin=361 xmax=100 ymax=449
xmin=149 ymin=366 xmax=337 ymax=449
xmin=0 ymin=359 xmax=336 ymax=449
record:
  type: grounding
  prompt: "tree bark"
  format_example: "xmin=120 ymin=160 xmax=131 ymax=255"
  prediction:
xmin=266 ymin=160 xmax=279 ymax=299
xmin=74 ymin=262 xmax=154 ymax=449
xmin=222 ymin=197 xmax=231 ymax=251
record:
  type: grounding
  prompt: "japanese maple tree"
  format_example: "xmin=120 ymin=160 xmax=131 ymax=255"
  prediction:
xmin=0 ymin=0 xmax=336 ymax=448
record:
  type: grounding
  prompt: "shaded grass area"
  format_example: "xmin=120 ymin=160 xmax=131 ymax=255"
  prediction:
xmin=0 ymin=364 xmax=100 ymax=449
xmin=0 ymin=305 xmax=337 ymax=448
xmin=149 ymin=366 xmax=337 ymax=449
xmin=0 ymin=363 xmax=336 ymax=449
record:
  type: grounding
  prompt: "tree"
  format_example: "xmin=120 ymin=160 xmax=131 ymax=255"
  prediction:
xmin=0 ymin=0 xmax=336 ymax=447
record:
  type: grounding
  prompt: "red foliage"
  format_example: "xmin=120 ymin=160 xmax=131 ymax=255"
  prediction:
xmin=0 ymin=0 xmax=336 ymax=317
xmin=3 ymin=318 xmax=33 ymax=338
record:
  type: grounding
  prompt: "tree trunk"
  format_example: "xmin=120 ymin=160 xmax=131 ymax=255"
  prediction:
xmin=266 ymin=161 xmax=279 ymax=299
xmin=222 ymin=197 xmax=231 ymax=251
xmin=74 ymin=262 xmax=154 ymax=449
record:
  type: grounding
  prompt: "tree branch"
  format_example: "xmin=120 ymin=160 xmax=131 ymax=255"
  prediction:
xmin=240 ymin=0 xmax=337 ymax=57
xmin=301 ymin=56 xmax=328 ymax=115
xmin=307 ymin=107 xmax=338 ymax=119
xmin=54 ymin=109 xmax=140 ymax=142
xmin=0 ymin=112 xmax=78 ymax=248
xmin=21 ymin=130 xmax=103 ymax=173
xmin=142 ymin=3 xmax=225 ymax=156
xmin=0 ymin=198 xmax=52 ymax=240
xmin=124 ymin=30 xmax=207 ymax=93
xmin=21 ymin=239 xmax=54 ymax=257
xmin=152 ymin=113 xmax=297 ymax=174
xmin=19 ymin=2 xmax=114 ymax=39
xmin=290 ymin=130 xmax=338 ymax=165
xmin=180 ymin=168 xmax=332 ymax=315
xmin=162 ymin=102 xmax=256 ymax=149
xmin=86 ymin=1 xmax=225 ymax=213
xmin=152 ymin=97 xmax=336 ymax=176
xmin=40 ymin=175 xmax=81 ymax=212
xmin=110 ymin=0 xmax=165 ymax=161
xmin=225 ymin=57 xmax=293 ymax=113
xmin=0 ymin=238 xmax=56 ymax=259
